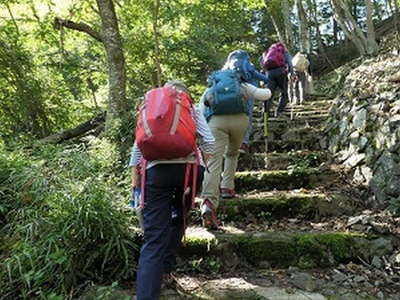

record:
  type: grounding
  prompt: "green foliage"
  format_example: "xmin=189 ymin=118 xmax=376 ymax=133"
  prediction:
xmin=0 ymin=30 xmax=52 ymax=139
xmin=0 ymin=140 xmax=138 ymax=298
xmin=287 ymin=151 xmax=321 ymax=174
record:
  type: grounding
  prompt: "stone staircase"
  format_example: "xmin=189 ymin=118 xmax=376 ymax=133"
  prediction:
xmin=118 ymin=95 xmax=398 ymax=299
xmin=169 ymin=95 xmax=399 ymax=300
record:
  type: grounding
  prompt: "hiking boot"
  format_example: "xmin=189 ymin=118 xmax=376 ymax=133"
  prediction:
xmin=238 ymin=143 xmax=249 ymax=154
xmin=201 ymin=199 xmax=219 ymax=229
xmin=220 ymin=188 xmax=236 ymax=199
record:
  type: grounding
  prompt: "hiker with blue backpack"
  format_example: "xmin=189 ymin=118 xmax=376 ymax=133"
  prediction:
xmin=130 ymin=80 xmax=215 ymax=300
xmin=199 ymin=50 xmax=272 ymax=229
xmin=260 ymin=42 xmax=294 ymax=118
xmin=222 ymin=50 xmax=270 ymax=154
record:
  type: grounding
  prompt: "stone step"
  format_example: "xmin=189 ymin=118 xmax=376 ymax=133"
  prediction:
xmin=176 ymin=278 xmax=329 ymax=300
xmin=95 ymin=267 xmax=399 ymax=300
xmin=182 ymin=228 xmax=394 ymax=269
xmin=268 ymin=114 xmax=330 ymax=122
xmin=253 ymin=108 xmax=330 ymax=119
xmin=254 ymin=105 xmax=330 ymax=115
xmin=251 ymin=118 xmax=327 ymax=134
xmin=251 ymin=122 xmax=325 ymax=142
xmin=211 ymin=190 xmax=355 ymax=222
xmin=249 ymin=138 xmax=323 ymax=152
xmin=238 ymin=151 xmax=329 ymax=171
xmin=253 ymin=99 xmax=333 ymax=111
xmin=234 ymin=168 xmax=335 ymax=192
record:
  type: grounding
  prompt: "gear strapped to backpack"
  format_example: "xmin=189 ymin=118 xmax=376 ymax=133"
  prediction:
xmin=204 ymin=69 xmax=245 ymax=116
xmin=135 ymin=86 xmax=197 ymax=161
xmin=261 ymin=43 xmax=286 ymax=70
xmin=225 ymin=50 xmax=253 ymax=81
xmin=292 ymin=52 xmax=310 ymax=72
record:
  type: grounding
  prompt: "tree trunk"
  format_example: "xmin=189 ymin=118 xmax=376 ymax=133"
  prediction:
xmin=333 ymin=16 xmax=339 ymax=44
xmin=264 ymin=1 xmax=285 ymax=43
xmin=365 ymin=0 xmax=379 ymax=54
xmin=330 ymin=0 xmax=368 ymax=55
xmin=5 ymin=3 xmax=20 ymax=36
xmin=39 ymin=113 xmax=106 ymax=144
xmin=152 ymin=0 xmax=162 ymax=87
xmin=270 ymin=13 xmax=285 ymax=43
xmin=352 ymin=0 xmax=358 ymax=24
xmin=296 ymin=0 xmax=309 ymax=53
xmin=96 ymin=0 xmax=127 ymax=132
xmin=282 ymin=0 xmax=294 ymax=52
xmin=394 ymin=0 xmax=400 ymax=53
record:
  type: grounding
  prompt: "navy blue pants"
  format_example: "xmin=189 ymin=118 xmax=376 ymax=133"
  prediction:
xmin=136 ymin=164 xmax=202 ymax=300
xmin=265 ymin=67 xmax=289 ymax=116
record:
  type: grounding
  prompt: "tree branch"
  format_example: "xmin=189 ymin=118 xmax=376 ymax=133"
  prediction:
xmin=39 ymin=112 xmax=106 ymax=144
xmin=53 ymin=17 xmax=103 ymax=43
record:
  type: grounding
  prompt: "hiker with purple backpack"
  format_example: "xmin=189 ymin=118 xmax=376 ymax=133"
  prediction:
xmin=260 ymin=42 xmax=294 ymax=118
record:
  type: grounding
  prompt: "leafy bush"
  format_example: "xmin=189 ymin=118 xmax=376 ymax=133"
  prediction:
xmin=0 ymin=139 xmax=138 ymax=298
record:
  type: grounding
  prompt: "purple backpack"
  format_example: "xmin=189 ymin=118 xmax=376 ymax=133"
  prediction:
xmin=261 ymin=43 xmax=286 ymax=70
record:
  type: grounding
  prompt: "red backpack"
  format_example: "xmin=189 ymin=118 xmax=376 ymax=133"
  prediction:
xmin=261 ymin=43 xmax=286 ymax=70
xmin=136 ymin=86 xmax=200 ymax=222
xmin=135 ymin=86 xmax=197 ymax=161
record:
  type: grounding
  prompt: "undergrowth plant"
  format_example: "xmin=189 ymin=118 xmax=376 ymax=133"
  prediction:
xmin=0 ymin=138 xmax=138 ymax=299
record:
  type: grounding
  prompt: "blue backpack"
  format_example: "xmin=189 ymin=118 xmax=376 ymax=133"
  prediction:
xmin=205 ymin=69 xmax=245 ymax=116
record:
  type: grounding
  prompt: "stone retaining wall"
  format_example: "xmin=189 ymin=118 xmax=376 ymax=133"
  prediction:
xmin=324 ymin=52 xmax=400 ymax=208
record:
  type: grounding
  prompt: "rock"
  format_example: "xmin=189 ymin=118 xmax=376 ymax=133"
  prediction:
xmin=215 ymin=242 xmax=240 ymax=270
xmin=353 ymin=167 xmax=366 ymax=184
xmin=347 ymin=216 xmax=363 ymax=226
xmin=290 ymin=272 xmax=317 ymax=292
xmin=377 ymin=291 xmax=385 ymax=299
xmin=343 ymin=153 xmax=365 ymax=168
xmin=371 ymin=256 xmax=383 ymax=268
xmin=389 ymin=115 xmax=400 ymax=131
xmin=360 ymin=166 xmax=373 ymax=184
xmin=353 ymin=275 xmax=365 ymax=283
xmin=369 ymin=237 xmax=394 ymax=257
xmin=352 ymin=108 xmax=368 ymax=130
xmin=332 ymin=270 xmax=347 ymax=283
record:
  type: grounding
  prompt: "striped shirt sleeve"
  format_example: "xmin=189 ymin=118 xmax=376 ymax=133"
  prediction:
xmin=194 ymin=106 xmax=215 ymax=154
xmin=129 ymin=142 xmax=142 ymax=167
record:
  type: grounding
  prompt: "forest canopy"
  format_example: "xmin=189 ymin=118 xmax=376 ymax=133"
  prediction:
xmin=1 ymin=0 xmax=398 ymax=145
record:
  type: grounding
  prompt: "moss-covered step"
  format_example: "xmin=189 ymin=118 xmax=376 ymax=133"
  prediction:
xmin=181 ymin=229 xmax=394 ymax=269
xmin=234 ymin=169 xmax=335 ymax=192
xmin=252 ymin=107 xmax=331 ymax=119
xmin=266 ymin=115 xmax=329 ymax=124
xmin=216 ymin=191 xmax=353 ymax=221
xmin=238 ymin=151 xmax=328 ymax=171
xmin=250 ymin=138 xmax=323 ymax=152
xmin=252 ymin=121 xmax=325 ymax=138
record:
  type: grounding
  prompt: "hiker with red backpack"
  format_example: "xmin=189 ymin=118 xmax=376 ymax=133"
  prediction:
xmin=130 ymin=80 xmax=215 ymax=300
xmin=199 ymin=50 xmax=272 ymax=229
xmin=260 ymin=42 xmax=294 ymax=118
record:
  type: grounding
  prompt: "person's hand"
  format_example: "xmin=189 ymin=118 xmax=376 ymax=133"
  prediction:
xmin=131 ymin=167 xmax=140 ymax=188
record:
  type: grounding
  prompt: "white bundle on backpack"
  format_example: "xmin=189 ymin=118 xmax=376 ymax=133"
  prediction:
xmin=292 ymin=52 xmax=309 ymax=72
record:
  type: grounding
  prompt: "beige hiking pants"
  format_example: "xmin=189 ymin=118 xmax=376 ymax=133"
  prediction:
xmin=201 ymin=113 xmax=249 ymax=207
